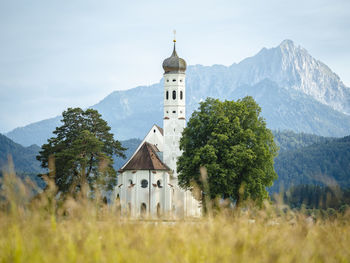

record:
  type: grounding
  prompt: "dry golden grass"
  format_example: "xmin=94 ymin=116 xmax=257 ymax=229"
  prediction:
xmin=1 ymin=169 xmax=350 ymax=263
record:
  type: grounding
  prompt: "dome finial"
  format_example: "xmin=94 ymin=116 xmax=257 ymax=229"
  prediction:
xmin=162 ymin=31 xmax=186 ymax=74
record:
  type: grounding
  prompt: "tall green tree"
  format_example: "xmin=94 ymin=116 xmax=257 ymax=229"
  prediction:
xmin=177 ymin=97 xmax=278 ymax=206
xmin=37 ymin=108 xmax=126 ymax=196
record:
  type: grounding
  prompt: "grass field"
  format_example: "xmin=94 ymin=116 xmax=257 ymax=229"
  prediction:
xmin=1 ymin=170 xmax=350 ymax=263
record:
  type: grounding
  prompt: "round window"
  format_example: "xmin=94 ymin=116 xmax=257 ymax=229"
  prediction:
xmin=141 ymin=179 xmax=148 ymax=188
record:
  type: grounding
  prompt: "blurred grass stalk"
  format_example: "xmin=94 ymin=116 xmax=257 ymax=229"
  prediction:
xmin=0 ymin=158 xmax=350 ymax=262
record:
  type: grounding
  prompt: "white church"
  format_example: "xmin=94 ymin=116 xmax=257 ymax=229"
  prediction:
xmin=115 ymin=38 xmax=201 ymax=218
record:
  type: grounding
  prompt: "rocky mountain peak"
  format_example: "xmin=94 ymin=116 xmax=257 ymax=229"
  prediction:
xmin=5 ymin=40 xmax=350 ymax=146
xmin=246 ymin=39 xmax=350 ymax=114
xmin=279 ymin=39 xmax=295 ymax=49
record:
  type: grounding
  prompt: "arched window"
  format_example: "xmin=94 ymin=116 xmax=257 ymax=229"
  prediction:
xmin=180 ymin=91 xmax=183 ymax=100
xmin=157 ymin=179 xmax=163 ymax=188
xmin=166 ymin=91 xmax=169 ymax=100
xmin=141 ymin=203 xmax=147 ymax=217
xmin=141 ymin=179 xmax=148 ymax=188
xmin=172 ymin=90 xmax=176 ymax=100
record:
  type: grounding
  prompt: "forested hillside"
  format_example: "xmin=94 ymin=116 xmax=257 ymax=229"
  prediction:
xmin=2 ymin=131 xmax=350 ymax=201
xmin=0 ymin=133 xmax=44 ymax=187
xmin=273 ymin=130 xmax=333 ymax=152
xmin=0 ymin=134 xmax=42 ymax=174
xmin=271 ymin=135 xmax=350 ymax=192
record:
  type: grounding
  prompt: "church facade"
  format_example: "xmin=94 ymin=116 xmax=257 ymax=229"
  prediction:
xmin=115 ymin=40 xmax=201 ymax=218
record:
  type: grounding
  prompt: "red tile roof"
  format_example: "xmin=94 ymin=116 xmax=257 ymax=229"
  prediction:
xmin=120 ymin=142 xmax=169 ymax=171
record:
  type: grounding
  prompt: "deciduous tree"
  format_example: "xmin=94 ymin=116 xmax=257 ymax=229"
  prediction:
xmin=177 ymin=97 xmax=278 ymax=206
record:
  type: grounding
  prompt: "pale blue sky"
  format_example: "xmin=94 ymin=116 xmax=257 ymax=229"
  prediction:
xmin=0 ymin=0 xmax=349 ymax=133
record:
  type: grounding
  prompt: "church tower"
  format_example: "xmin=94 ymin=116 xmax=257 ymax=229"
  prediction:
xmin=162 ymin=36 xmax=187 ymax=177
xmin=116 ymin=36 xmax=200 ymax=218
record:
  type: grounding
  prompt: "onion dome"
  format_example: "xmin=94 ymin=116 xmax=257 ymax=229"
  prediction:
xmin=162 ymin=41 xmax=187 ymax=74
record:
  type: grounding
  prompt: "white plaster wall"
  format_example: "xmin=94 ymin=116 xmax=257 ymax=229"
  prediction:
xmin=143 ymin=125 xmax=164 ymax=152
xmin=118 ymin=170 xmax=172 ymax=218
xmin=163 ymin=118 xmax=185 ymax=175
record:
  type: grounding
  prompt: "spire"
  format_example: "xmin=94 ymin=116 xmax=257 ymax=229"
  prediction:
xmin=172 ymin=30 xmax=178 ymax=57
xmin=172 ymin=41 xmax=178 ymax=57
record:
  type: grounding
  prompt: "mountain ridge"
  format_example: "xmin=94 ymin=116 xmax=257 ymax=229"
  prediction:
xmin=6 ymin=40 xmax=350 ymax=146
xmin=0 ymin=133 xmax=43 ymax=184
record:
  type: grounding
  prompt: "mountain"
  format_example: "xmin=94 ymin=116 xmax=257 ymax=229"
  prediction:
xmin=6 ymin=118 xmax=62 ymax=149
xmin=0 ymin=134 xmax=42 ymax=174
xmin=0 ymin=133 xmax=44 ymax=187
xmin=231 ymin=80 xmax=350 ymax=136
xmin=6 ymin=40 xmax=350 ymax=146
xmin=273 ymin=130 xmax=333 ymax=152
xmin=231 ymin=40 xmax=350 ymax=114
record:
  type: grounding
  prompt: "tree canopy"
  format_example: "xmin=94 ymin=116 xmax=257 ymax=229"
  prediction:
xmin=37 ymin=108 xmax=126 ymax=196
xmin=177 ymin=97 xmax=278 ymax=205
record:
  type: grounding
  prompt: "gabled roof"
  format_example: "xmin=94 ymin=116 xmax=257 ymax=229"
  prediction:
xmin=119 ymin=142 xmax=169 ymax=172
xmin=119 ymin=124 xmax=164 ymax=171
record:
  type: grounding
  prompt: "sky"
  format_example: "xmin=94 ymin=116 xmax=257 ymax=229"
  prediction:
xmin=0 ymin=0 xmax=349 ymax=133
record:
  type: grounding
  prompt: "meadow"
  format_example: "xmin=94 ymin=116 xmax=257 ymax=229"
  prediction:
xmin=1 ymin=169 xmax=350 ymax=263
